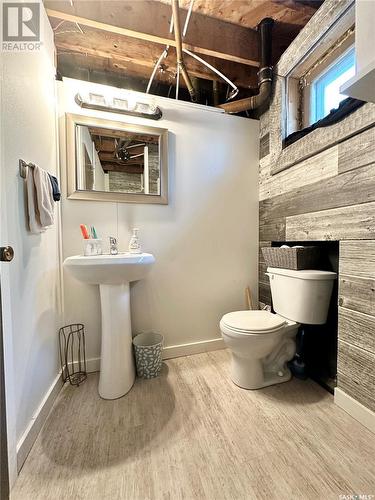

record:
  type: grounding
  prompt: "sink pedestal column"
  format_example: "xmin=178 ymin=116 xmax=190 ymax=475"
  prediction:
xmin=98 ymin=282 xmax=135 ymax=399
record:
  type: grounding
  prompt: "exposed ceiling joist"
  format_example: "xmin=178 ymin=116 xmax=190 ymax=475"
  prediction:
xmin=102 ymin=163 xmax=144 ymax=174
xmin=88 ymin=128 xmax=159 ymax=143
xmin=45 ymin=5 xmax=260 ymax=67
xmin=46 ymin=0 xmax=322 ymax=102
xmin=50 ymin=18 xmax=259 ymax=89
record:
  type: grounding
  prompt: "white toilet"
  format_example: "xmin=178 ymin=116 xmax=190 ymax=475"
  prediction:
xmin=220 ymin=267 xmax=337 ymax=390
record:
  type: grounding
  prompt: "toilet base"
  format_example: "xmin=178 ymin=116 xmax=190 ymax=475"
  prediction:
xmin=230 ymin=355 xmax=293 ymax=390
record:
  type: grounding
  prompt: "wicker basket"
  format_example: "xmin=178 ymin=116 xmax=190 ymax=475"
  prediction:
xmin=261 ymin=246 xmax=321 ymax=270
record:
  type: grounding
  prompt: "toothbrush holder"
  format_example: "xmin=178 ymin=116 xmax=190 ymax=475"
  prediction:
xmin=83 ymin=238 xmax=103 ymax=256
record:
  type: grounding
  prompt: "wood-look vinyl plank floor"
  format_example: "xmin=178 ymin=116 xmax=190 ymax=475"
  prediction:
xmin=11 ymin=350 xmax=375 ymax=500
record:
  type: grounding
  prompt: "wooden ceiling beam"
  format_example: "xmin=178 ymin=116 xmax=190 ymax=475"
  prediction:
xmin=88 ymin=127 xmax=159 ymax=143
xmin=46 ymin=5 xmax=260 ymax=67
xmin=53 ymin=27 xmax=259 ymax=89
xmin=102 ymin=163 xmax=144 ymax=174
xmin=100 ymin=154 xmax=145 ymax=165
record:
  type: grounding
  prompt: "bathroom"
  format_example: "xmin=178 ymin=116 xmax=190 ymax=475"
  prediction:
xmin=0 ymin=0 xmax=375 ymax=498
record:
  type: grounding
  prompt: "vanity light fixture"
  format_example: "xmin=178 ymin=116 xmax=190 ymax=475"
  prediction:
xmin=75 ymin=93 xmax=163 ymax=120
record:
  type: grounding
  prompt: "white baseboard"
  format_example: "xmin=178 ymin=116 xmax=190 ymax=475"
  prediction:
xmin=86 ymin=357 xmax=100 ymax=373
xmin=16 ymin=372 xmax=64 ymax=471
xmin=86 ymin=339 xmax=226 ymax=369
xmin=334 ymin=388 xmax=375 ymax=435
xmin=162 ymin=337 xmax=225 ymax=360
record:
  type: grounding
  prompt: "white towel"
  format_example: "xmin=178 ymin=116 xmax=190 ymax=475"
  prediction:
xmin=26 ymin=168 xmax=45 ymax=234
xmin=33 ymin=165 xmax=54 ymax=227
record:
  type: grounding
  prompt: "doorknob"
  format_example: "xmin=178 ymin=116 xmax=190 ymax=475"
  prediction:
xmin=0 ymin=246 xmax=14 ymax=262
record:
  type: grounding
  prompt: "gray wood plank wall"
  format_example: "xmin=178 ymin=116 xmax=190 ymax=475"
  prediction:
xmin=259 ymin=110 xmax=375 ymax=412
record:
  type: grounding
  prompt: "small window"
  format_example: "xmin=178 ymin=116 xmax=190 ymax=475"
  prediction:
xmin=310 ymin=47 xmax=355 ymax=124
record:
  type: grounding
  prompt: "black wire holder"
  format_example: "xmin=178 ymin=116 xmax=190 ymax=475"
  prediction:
xmin=59 ymin=324 xmax=87 ymax=386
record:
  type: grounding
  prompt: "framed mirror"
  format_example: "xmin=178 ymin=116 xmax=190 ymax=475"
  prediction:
xmin=66 ymin=113 xmax=168 ymax=204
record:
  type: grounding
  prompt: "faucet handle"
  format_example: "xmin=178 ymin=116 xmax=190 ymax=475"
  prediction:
xmin=109 ymin=236 xmax=118 ymax=255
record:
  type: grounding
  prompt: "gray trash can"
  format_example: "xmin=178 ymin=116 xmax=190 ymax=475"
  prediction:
xmin=133 ymin=332 xmax=164 ymax=379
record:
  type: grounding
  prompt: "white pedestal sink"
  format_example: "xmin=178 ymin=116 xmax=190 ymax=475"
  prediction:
xmin=63 ymin=253 xmax=155 ymax=399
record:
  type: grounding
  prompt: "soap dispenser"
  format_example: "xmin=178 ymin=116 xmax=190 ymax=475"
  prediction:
xmin=128 ymin=228 xmax=142 ymax=254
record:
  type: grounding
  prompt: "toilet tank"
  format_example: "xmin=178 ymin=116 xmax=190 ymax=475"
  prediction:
xmin=266 ymin=267 xmax=337 ymax=325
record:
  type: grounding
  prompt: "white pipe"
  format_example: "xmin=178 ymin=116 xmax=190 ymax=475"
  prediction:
xmin=183 ymin=0 xmax=194 ymax=38
xmin=146 ymin=48 xmax=168 ymax=94
xmin=183 ymin=48 xmax=238 ymax=96
xmin=146 ymin=13 xmax=175 ymax=94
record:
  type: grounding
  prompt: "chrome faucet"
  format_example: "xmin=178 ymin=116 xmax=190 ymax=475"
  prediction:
xmin=109 ymin=236 xmax=118 ymax=255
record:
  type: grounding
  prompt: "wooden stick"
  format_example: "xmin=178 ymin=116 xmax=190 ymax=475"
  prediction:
xmin=245 ymin=287 xmax=254 ymax=310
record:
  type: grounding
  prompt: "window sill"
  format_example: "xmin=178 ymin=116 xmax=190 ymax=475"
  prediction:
xmin=270 ymin=102 xmax=375 ymax=175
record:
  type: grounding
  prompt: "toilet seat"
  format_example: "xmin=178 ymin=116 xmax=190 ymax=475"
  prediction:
xmin=220 ymin=310 xmax=286 ymax=335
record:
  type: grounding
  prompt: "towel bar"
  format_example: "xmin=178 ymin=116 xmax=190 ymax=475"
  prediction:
xmin=19 ymin=159 xmax=35 ymax=179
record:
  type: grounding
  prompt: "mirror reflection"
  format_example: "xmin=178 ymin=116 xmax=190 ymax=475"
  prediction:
xmin=76 ymin=125 xmax=161 ymax=195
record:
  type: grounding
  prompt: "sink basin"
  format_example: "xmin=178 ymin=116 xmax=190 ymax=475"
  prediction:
xmin=64 ymin=252 xmax=155 ymax=399
xmin=64 ymin=253 xmax=155 ymax=285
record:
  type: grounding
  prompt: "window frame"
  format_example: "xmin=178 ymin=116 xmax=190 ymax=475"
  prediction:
xmin=310 ymin=46 xmax=355 ymax=124
xmin=268 ymin=0 xmax=375 ymax=176
xmin=298 ymin=33 xmax=355 ymax=130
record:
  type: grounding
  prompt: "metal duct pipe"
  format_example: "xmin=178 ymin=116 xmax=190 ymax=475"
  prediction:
xmin=171 ymin=0 xmax=197 ymax=102
xmin=219 ymin=17 xmax=274 ymax=113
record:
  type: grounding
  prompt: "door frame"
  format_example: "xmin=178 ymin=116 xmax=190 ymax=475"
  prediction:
xmin=0 ymin=50 xmax=18 ymax=490
xmin=0 ymin=286 xmax=9 ymax=499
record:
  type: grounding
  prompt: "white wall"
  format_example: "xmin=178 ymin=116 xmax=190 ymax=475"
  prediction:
xmin=59 ymin=79 xmax=259 ymax=364
xmin=77 ymin=125 xmax=106 ymax=191
xmin=0 ymin=5 xmax=61 ymax=458
xmin=93 ymin=149 xmax=106 ymax=191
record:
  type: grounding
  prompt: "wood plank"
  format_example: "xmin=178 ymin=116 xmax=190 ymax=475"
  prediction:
xmin=259 ymin=240 xmax=271 ymax=249
xmin=261 ymin=162 xmax=375 ymax=220
xmin=338 ymin=126 xmax=375 ymax=173
xmin=259 ymin=110 xmax=270 ymax=138
xmin=340 ymin=240 xmax=375 ymax=279
xmin=271 ymin=103 xmax=375 ymax=175
xmin=285 ymin=202 xmax=375 ymax=241
xmin=338 ymin=307 xmax=375 ymax=354
xmin=56 ymin=51 xmax=176 ymax=90
xmin=266 ymin=0 xmax=368 ymax=177
xmin=259 ymin=261 xmax=268 ymax=281
xmin=259 ymin=157 xmax=271 ymax=194
xmin=172 ymin=0 xmax=318 ymax=33
xmin=52 ymin=23 xmax=258 ymax=88
xmin=259 ymin=280 xmax=272 ymax=305
xmin=46 ymin=4 xmax=260 ymax=67
xmin=259 ymin=133 xmax=270 ymax=160
xmin=338 ymin=340 xmax=375 ymax=412
xmin=338 ymin=274 xmax=375 ymax=316
xmin=259 ymin=146 xmax=338 ymax=202
xmin=277 ymin=0 xmax=354 ymax=77
xmin=88 ymin=128 xmax=159 ymax=143
xmin=259 ymin=241 xmax=270 ymax=264
xmin=101 ymin=164 xmax=144 ymax=174
xmin=259 ymin=218 xmax=286 ymax=242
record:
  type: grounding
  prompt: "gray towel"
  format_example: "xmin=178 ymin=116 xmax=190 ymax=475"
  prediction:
xmin=26 ymin=168 xmax=45 ymax=234
xmin=33 ymin=165 xmax=54 ymax=227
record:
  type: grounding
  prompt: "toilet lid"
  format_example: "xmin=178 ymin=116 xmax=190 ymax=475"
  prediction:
xmin=221 ymin=310 xmax=286 ymax=333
